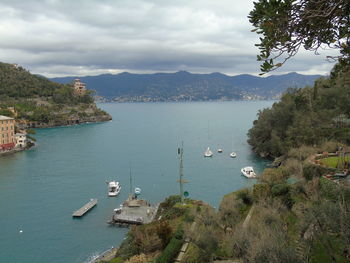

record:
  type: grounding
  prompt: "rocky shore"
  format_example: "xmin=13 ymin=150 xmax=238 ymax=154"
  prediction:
xmin=18 ymin=113 xmax=112 ymax=129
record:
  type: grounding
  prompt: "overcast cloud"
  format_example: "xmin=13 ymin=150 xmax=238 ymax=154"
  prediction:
xmin=0 ymin=0 xmax=339 ymax=77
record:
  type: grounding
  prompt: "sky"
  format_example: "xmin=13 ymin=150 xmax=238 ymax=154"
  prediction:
xmin=0 ymin=0 xmax=340 ymax=77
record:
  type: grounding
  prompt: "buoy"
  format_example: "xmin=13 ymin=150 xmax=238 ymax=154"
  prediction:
xmin=134 ymin=187 xmax=141 ymax=195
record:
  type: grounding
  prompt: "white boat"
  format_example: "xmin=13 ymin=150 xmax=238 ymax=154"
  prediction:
xmin=218 ymin=149 xmax=223 ymax=153
xmin=230 ymin=152 xmax=237 ymax=158
xmin=204 ymin=147 xmax=213 ymax=157
xmin=107 ymin=181 xmax=121 ymax=196
xmin=241 ymin=166 xmax=256 ymax=178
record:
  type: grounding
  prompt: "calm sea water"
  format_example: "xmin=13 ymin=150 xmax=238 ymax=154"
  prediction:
xmin=0 ymin=101 xmax=273 ymax=263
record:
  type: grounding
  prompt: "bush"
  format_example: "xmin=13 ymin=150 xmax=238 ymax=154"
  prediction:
xmin=271 ymin=184 xmax=290 ymax=197
xmin=287 ymin=146 xmax=315 ymax=161
xmin=303 ymin=164 xmax=330 ymax=180
xmin=155 ymin=237 xmax=182 ymax=263
xmin=283 ymin=158 xmax=302 ymax=177
xmin=318 ymin=141 xmax=343 ymax=153
xmin=253 ymin=183 xmax=270 ymax=201
xmin=236 ymin=189 xmax=253 ymax=205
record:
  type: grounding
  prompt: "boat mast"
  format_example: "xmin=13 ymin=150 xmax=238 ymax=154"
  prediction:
xmin=129 ymin=163 xmax=132 ymax=195
xmin=178 ymin=141 xmax=187 ymax=203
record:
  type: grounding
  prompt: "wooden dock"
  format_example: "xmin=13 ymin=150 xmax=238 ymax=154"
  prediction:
xmin=72 ymin=199 xmax=98 ymax=217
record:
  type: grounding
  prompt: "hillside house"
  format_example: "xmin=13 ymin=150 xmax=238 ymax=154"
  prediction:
xmin=0 ymin=115 xmax=16 ymax=151
xmin=73 ymin=78 xmax=86 ymax=95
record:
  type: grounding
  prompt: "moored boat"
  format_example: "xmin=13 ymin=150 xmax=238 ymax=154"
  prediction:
xmin=204 ymin=147 xmax=213 ymax=157
xmin=107 ymin=181 xmax=121 ymax=196
xmin=218 ymin=149 xmax=223 ymax=153
xmin=230 ymin=152 xmax=237 ymax=158
xmin=241 ymin=166 xmax=256 ymax=178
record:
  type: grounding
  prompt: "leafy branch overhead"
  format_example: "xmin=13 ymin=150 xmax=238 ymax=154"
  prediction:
xmin=249 ymin=0 xmax=350 ymax=73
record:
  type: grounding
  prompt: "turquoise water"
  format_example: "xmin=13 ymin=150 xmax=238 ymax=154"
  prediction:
xmin=0 ymin=101 xmax=273 ymax=263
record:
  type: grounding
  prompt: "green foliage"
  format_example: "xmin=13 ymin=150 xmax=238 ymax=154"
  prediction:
xmin=248 ymin=65 xmax=350 ymax=158
xmin=156 ymin=221 xmax=173 ymax=249
xmin=303 ymin=164 xmax=330 ymax=181
xmin=0 ymin=62 xmax=105 ymax=124
xmin=0 ymin=108 xmax=14 ymax=117
xmin=0 ymin=63 xmax=61 ymax=97
xmin=249 ymin=0 xmax=350 ymax=73
xmin=271 ymin=183 xmax=290 ymax=197
xmin=26 ymin=129 xmax=36 ymax=134
xmin=155 ymin=237 xmax=182 ymax=263
xmin=236 ymin=189 xmax=253 ymax=206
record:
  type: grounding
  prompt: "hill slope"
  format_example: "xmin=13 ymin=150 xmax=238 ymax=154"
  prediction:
xmin=0 ymin=62 xmax=111 ymax=127
xmin=51 ymin=71 xmax=321 ymax=101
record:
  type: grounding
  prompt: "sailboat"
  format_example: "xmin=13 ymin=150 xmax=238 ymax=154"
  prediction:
xmin=229 ymin=138 xmax=237 ymax=158
xmin=203 ymin=121 xmax=213 ymax=157
xmin=204 ymin=147 xmax=213 ymax=157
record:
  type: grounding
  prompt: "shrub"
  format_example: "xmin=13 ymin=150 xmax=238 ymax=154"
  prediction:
xmin=236 ymin=189 xmax=253 ymax=205
xmin=318 ymin=141 xmax=343 ymax=153
xmin=287 ymin=146 xmax=315 ymax=161
xmin=271 ymin=184 xmax=290 ymax=197
xmin=283 ymin=158 xmax=302 ymax=177
xmin=253 ymin=183 xmax=270 ymax=201
xmin=155 ymin=237 xmax=182 ymax=263
xmin=303 ymin=164 xmax=330 ymax=180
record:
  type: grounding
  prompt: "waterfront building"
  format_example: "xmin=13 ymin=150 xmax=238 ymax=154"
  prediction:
xmin=15 ymin=132 xmax=27 ymax=148
xmin=0 ymin=115 xmax=16 ymax=151
xmin=73 ymin=78 xmax=86 ymax=95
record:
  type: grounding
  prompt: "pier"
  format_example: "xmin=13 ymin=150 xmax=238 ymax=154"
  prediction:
xmin=109 ymin=195 xmax=159 ymax=226
xmin=72 ymin=199 xmax=98 ymax=217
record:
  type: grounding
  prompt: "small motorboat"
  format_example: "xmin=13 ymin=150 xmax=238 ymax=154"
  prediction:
xmin=204 ymin=147 xmax=213 ymax=157
xmin=107 ymin=181 xmax=121 ymax=197
xmin=218 ymin=149 xmax=223 ymax=153
xmin=230 ymin=152 xmax=237 ymax=158
xmin=241 ymin=166 xmax=256 ymax=178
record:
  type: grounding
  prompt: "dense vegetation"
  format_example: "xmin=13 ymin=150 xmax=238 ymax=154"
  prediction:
xmin=0 ymin=62 xmax=93 ymax=104
xmin=0 ymin=62 xmax=110 ymax=125
xmin=249 ymin=0 xmax=350 ymax=73
xmin=248 ymin=64 xmax=350 ymax=158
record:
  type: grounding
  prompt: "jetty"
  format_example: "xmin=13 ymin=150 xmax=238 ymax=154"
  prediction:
xmin=72 ymin=199 xmax=98 ymax=217
xmin=109 ymin=195 xmax=158 ymax=226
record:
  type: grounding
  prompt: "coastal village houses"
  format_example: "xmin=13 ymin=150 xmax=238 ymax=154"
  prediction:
xmin=0 ymin=115 xmax=15 ymax=151
xmin=15 ymin=133 xmax=27 ymax=148
xmin=73 ymin=78 xmax=86 ymax=95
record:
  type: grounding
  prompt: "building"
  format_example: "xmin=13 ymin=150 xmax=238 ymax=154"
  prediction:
xmin=73 ymin=78 xmax=86 ymax=95
xmin=0 ymin=115 xmax=16 ymax=151
xmin=15 ymin=133 xmax=27 ymax=148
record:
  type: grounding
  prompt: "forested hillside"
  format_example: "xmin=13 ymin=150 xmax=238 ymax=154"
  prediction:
xmin=248 ymin=64 xmax=350 ymax=158
xmin=0 ymin=62 xmax=111 ymax=126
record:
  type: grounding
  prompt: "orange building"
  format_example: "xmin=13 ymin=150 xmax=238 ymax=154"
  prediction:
xmin=0 ymin=115 xmax=15 ymax=151
xmin=73 ymin=78 xmax=86 ymax=95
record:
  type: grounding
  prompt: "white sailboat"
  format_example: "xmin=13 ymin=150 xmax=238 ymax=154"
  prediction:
xmin=230 ymin=138 xmax=237 ymax=158
xmin=230 ymin=152 xmax=237 ymax=158
xmin=204 ymin=147 xmax=213 ymax=157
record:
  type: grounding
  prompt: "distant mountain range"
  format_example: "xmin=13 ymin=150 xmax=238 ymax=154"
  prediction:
xmin=51 ymin=71 xmax=322 ymax=102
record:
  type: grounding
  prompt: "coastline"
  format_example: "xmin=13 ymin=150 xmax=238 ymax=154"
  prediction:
xmin=90 ymin=246 xmax=119 ymax=263
xmin=0 ymin=144 xmax=35 ymax=157
xmin=18 ymin=114 xmax=112 ymax=129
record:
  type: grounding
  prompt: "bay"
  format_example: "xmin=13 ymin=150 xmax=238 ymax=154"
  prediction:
xmin=0 ymin=101 xmax=273 ymax=263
